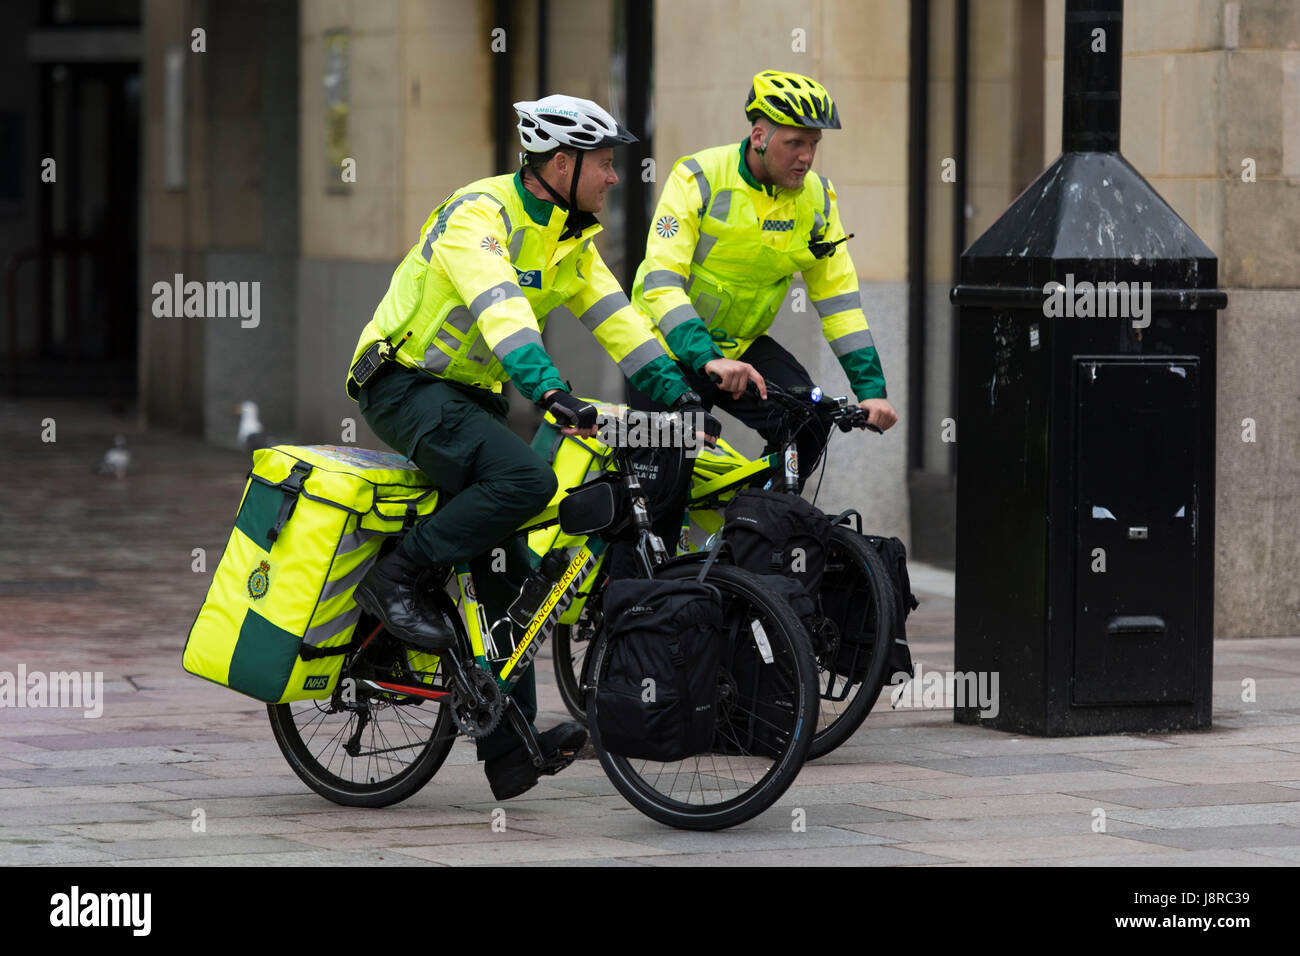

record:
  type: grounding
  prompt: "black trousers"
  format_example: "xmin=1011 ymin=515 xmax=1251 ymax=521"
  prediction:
xmin=629 ymin=335 xmax=832 ymax=490
xmin=610 ymin=336 xmax=833 ymax=578
xmin=358 ymin=366 xmax=555 ymax=761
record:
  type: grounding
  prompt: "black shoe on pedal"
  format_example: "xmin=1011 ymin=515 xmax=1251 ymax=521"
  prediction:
xmin=484 ymin=721 xmax=589 ymax=800
xmin=354 ymin=547 xmax=455 ymax=651
xmin=536 ymin=721 xmax=588 ymax=775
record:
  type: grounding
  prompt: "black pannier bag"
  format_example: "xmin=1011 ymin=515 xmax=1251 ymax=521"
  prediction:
xmin=721 ymin=489 xmax=832 ymax=598
xmin=714 ymin=574 xmax=810 ymax=758
xmin=864 ymin=534 xmax=919 ymax=682
xmin=595 ymin=577 xmax=723 ymax=762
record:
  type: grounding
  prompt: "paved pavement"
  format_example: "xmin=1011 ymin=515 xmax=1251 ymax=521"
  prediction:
xmin=2 ymin=399 xmax=1300 ymax=866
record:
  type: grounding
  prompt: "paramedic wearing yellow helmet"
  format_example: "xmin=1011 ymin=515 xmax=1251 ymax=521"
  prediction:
xmin=631 ymin=70 xmax=899 ymax=483
xmin=345 ymin=94 xmax=757 ymax=801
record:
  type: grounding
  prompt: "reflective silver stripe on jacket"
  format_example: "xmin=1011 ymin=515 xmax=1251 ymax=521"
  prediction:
xmin=643 ymin=269 xmax=686 ymax=291
xmin=469 ymin=281 xmax=525 ymax=318
xmin=303 ymin=605 xmax=363 ymax=647
xmin=681 ymin=158 xmax=710 ymax=217
xmin=828 ymin=328 xmax=875 ymax=357
xmin=508 ymin=230 xmax=525 ymax=260
xmin=617 ymin=339 xmax=665 ymax=378
xmin=444 ymin=305 xmax=475 ymax=335
xmin=423 ymin=345 xmax=452 ymax=374
xmin=811 ymin=290 xmax=862 ymax=318
xmin=421 ymin=193 xmax=511 ymax=260
xmin=491 ymin=326 xmax=545 ymax=361
xmin=422 ymin=306 xmax=478 ymax=370
xmin=434 ymin=326 xmax=462 ymax=352
xmin=708 ymin=191 xmax=731 ymax=221
xmin=693 ymin=233 xmax=717 ymax=265
xmin=577 ymin=292 xmax=628 ymax=333
xmin=658 ymin=303 xmax=698 ymax=335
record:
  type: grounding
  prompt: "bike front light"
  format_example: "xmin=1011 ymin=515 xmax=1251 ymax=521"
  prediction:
xmin=809 ymin=386 xmax=823 ymax=403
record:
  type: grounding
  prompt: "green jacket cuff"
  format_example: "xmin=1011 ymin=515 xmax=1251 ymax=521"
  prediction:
xmin=838 ymin=346 xmax=887 ymax=402
xmin=665 ymin=318 xmax=724 ymax=374
xmin=500 ymin=342 xmax=567 ymax=404
xmin=629 ymin=353 xmax=692 ymax=407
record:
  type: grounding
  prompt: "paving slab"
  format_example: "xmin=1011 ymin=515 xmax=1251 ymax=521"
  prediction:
xmin=839 ymin=813 xmax=1157 ymax=843
xmin=864 ymin=793 xmax=1133 ymax=819
xmin=896 ymin=754 xmax=1127 ymax=777
xmin=1102 ymin=802 xmax=1300 ymax=828
xmin=1113 ymin=823 xmax=1300 ymax=851
xmin=1019 ymin=849 xmax=1292 ymax=867
xmin=97 ymin=849 xmax=443 ymax=867
xmin=1064 ymin=783 xmax=1300 ymax=809
xmin=887 ymin=770 xmax=1184 ymax=798
xmin=1116 ymin=760 xmax=1300 ymax=785
xmin=634 ymin=845 xmax=957 ymax=866
xmin=280 ymin=824 xmax=546 ymax=851
xmin=891 ymin=833 xmax=1177 ymax=863
xmin=392 ymin=836 xmax=676 ymax=865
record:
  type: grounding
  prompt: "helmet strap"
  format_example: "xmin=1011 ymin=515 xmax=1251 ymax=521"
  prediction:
xmin=523 ymin=152 xmax=594 ymax=241
xmin=524 ymin=161 xmax=572 ymax=210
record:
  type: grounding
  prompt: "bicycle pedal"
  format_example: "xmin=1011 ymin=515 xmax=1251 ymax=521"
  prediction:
xmin=537 ymin=751 xmax=578 ymax=776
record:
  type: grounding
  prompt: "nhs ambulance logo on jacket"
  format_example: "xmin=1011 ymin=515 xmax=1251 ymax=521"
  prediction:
xmin=513 ymin=266 xmax=542 ymax=288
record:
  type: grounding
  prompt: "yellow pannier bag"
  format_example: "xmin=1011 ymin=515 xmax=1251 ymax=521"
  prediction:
xmin=183 ymin=445 xmax=439 ymax=703
xmin=526 ymin=401 xmax=620 ymax=625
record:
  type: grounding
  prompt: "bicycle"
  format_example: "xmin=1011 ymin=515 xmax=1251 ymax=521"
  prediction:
xmin=267 ymin=408 xmax=819 ymax=831
xmin=550 ymin=379 xmax=906 ymax=759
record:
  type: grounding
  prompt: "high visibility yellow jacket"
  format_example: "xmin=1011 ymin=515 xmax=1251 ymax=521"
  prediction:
xmin=632 ymin=141 xmax=887 ymax=401
xmin=348 ymin=169 xmax=692 ymax=406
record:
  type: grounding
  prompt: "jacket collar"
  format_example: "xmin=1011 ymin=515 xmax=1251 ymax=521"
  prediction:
xmin=738 ymin=140 xmax=778 ymax=197
xmin=512 ymin=168 xmax=603 ymax=240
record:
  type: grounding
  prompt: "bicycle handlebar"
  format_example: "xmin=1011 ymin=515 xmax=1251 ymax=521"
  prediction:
xmin=708 ymin=374 xmax=883 ymax=434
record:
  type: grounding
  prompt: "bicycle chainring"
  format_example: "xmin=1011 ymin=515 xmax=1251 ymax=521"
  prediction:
xmin=449 ymin=667 xmax=504 ymax=738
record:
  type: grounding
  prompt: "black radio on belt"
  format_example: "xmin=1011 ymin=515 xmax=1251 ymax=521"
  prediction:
xmin=350 ymin=331 xmax=412 ymax=388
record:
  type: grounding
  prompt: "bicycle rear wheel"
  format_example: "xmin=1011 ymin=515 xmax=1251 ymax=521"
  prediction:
xmin=589 ymin=562 xmax=818 ymax=831
xmin=806 ymin=525 xmax=897 ymax=759
xmin=267 ymin=612 xmax=458 ymax=808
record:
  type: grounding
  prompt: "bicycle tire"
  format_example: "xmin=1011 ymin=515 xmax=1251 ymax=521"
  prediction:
xmin=805 ymin=525 xmax=898 ymax=759
xmin=267 ymin=613 xmax=458 ymax=808
xmin=588 ymin=562 xmax=818 ymax=831
xmin=552 ymin=617 xmax=591 ymax=724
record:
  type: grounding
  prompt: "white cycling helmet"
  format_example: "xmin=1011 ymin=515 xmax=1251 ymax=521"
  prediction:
xmin=514 ymin=94 xmax=638 ymax=152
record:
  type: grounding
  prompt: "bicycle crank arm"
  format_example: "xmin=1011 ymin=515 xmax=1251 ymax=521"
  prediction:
xmin=502 ymin=696 xmax=546 ymax=768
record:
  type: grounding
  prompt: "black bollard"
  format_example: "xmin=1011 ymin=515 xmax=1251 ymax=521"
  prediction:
xmin=949 ymin=0 xmax=1223 ymax=735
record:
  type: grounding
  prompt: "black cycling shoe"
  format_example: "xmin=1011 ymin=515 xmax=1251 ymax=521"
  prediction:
xmin=484 ymin=721 xmax=589 ymax=801
xmin=353 ymin=547 xmax=456 ymax=651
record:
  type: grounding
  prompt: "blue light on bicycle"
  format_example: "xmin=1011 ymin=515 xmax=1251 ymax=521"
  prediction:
xmin=810 ymin=387 xmax=823 ymax=403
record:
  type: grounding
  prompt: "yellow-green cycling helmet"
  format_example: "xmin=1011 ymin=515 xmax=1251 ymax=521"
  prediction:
xmin=745 ymin=70 xmax=841 ymax=129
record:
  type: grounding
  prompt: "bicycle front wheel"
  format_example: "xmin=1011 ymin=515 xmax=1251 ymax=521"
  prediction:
xmin=589 ymin=563 xmax=818 ymax=831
